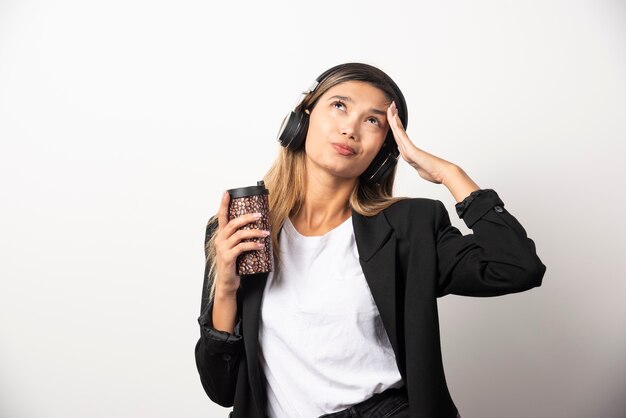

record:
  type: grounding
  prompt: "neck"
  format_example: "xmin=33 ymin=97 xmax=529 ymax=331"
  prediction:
xmin=290 ymin=161 xmax=356 ymax=236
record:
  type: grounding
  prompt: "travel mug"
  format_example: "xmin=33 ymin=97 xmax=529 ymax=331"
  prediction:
xmin=227 ymin=180 xmax=272 ymax=275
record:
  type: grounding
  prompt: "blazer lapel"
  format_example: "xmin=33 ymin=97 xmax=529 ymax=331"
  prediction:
xmin=241 ymin=272 xmax=268 ymax=417
xmin=351 ymin=211 xmax=400 ymax=363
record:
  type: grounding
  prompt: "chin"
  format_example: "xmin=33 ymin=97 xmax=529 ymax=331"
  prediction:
xmin=324 ymin=166 xmax=363 ymax=181
xmin=307 ymin=153 xmax=366 ymax=180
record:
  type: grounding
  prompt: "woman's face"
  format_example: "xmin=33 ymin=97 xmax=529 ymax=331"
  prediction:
xmin=304 ymin=80 xmax=390 ymax=181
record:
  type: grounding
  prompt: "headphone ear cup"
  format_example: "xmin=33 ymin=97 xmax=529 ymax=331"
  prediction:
xmin=277 ymin=111 xmax=310 ymax=150
xmin=360 ymin=139 xmax=400 ymax=185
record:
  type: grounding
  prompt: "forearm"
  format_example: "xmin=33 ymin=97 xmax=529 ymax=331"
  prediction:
xmin=441 ymin=164 xmax=480 ymax=203
xmin=212 ymin=285 xmax=238 ymax=334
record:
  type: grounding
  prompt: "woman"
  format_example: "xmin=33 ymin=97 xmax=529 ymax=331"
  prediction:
xmin=195 ymin=63 xmax=546 ymax=418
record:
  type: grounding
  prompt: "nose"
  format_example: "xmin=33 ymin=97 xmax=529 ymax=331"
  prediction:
xmin=340 ymin=116 xmax=359 ymax=141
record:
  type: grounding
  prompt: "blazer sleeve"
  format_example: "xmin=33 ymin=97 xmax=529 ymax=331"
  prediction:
xmin=194 ymin=216 xmax=244 ymax=407
xmin=435 ymin=189 xmax=546 ymax=297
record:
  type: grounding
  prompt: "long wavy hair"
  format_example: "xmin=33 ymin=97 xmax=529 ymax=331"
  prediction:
xmin=205 ymin=63 xmax=409 ymax=301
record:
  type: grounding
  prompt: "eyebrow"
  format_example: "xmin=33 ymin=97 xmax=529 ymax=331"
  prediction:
xmin=327 ymin=95 xmax=387 ymax=116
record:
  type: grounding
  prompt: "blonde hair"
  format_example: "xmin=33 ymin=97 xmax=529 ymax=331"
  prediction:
xmin=205 ymin=63 xmax=408 ymax=301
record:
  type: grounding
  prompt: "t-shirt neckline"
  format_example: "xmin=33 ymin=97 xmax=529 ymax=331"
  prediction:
xmin=284 ymin=216 xmax=353 ymax=240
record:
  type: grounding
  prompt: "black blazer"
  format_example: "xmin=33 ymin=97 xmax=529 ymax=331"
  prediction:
xmin=195 ymin=189 xmax=546 ymax=418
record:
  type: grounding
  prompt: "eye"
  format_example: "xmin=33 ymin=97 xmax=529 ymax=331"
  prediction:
xmin=366 ymin=117 xmax=380 ymax=126
xmin=331 ymin=100 xmax=346 ymax=111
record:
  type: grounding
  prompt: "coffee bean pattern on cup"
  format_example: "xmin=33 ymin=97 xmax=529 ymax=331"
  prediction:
xmin=227 ymin=181 xmax=272 ymax=276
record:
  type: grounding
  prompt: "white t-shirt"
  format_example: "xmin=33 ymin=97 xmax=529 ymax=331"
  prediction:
xmin=258 ymin=216 xmax=403 ymax=418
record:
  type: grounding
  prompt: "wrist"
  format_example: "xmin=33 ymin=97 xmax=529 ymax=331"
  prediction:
xmin=214 ymin=280 xmax=239 ymax=299
xmin=441 ymin=165 xmax=480 ymax=203
xmin=440 ymin=163 xmax=461 ymax=186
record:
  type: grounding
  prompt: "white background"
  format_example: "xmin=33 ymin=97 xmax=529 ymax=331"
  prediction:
xmin=1 ymin=1 xmax=625 ymax=417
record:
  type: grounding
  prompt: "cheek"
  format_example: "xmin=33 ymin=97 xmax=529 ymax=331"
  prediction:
xmin=303 ymin=123 xmax=322 ymax=155
xmin=365 ymin=135 xmax=387 ymax=159
xmin=303 ymin=115 xmax=331 ymax=151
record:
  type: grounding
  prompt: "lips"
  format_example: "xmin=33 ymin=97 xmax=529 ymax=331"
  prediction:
xmin=331 ymin=143 xmax=357 ymax=156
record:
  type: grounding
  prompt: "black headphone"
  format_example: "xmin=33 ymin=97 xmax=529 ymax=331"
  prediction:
xmin=276 ymin=64 xmax=408 ymax=186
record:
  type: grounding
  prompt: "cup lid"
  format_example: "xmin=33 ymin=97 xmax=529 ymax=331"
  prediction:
xmin=227 ymin=180 xmax=269 ymax=198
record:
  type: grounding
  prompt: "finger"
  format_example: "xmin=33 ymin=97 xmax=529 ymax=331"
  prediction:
xmin=230 ymin=241 xmax=266 ymax=258
xmin=389 ymin=115 xmax=411 ymax=155
xmin=387 ymin=103 xmax=408 ymax=144
xmin=387 ymin=101 xmax=396 ymax=129
xmin=226 ymin=228 xmax=270 ymax=249
xmin=217 ymin=191 xmax=230 ymax=230
xmin=387 ymin=105 xmax=425 ymax=166
xmin=223 ymin=212 xmax=263 ymax=237
xmin=389 ymin=101 xmax=402 ymax=126
xmin=388 ymin=107 xmax=406 ymax=136
xmin=218 ymin=231 xmax=267 ymax=265
xmin=388 ymin=107 xmax=418 ymax=156
xmin=387 ymin=101 xmax=404 ymax=129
